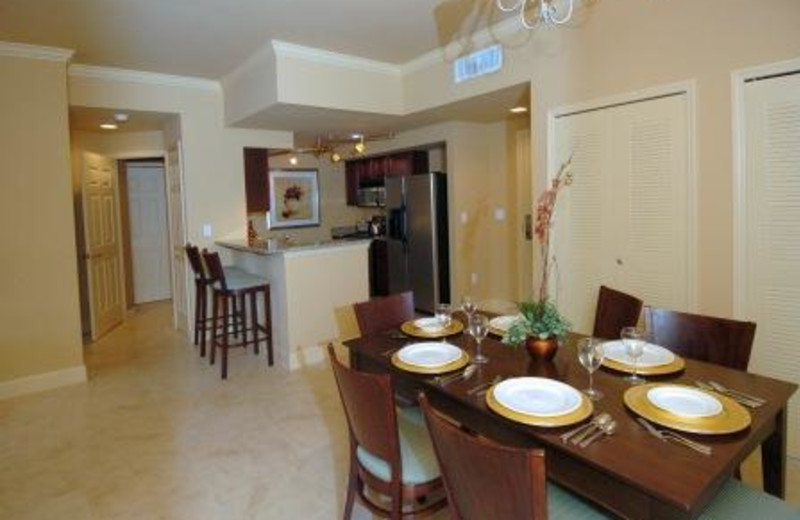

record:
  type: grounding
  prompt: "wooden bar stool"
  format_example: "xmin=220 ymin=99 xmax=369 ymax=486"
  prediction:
xmin=202 ymin=250 xmax=273 ymax=379
xmin=185 ymin=244 xmax=246 ymax=357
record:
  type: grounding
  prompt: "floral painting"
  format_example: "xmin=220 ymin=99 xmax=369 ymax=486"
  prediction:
xmin=268 ymin=169 xmax=320 ymax=228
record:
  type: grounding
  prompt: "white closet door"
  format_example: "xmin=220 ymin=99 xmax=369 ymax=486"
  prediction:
xmin=553 ymin=94 xmax=689 ymax=334
xmin=613 ymin=95 xmax=688 ymax=311
xmin=553 ymin=109 xmax=614 ymax=333
xmin=742 ymin=72 xmax=800 ymax=457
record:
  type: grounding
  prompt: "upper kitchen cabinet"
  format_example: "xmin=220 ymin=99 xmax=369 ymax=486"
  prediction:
xmin=345 ymin=150 xmax=430 ymax=206
xmin=386 ymin=151 xmax=428 ymax=178
xmin=244 ymin=147 xmax=270 ymax=213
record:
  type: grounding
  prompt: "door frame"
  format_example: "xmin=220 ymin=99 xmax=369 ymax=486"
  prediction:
xmin=545 ymin=80 xmax=698 ymax=311
xmin=731 ymin=57 xmax=800 ymax=318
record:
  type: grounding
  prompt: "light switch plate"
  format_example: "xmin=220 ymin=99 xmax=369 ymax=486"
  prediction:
xmin=460 ymin=211 xmax=468 ymax=224
xmin=494 ymin=208 xmax=506 ymax=221
xmin=202 ymin=224 xmax=212 ymax=238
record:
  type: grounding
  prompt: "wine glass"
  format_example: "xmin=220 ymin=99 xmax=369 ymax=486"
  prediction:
xmin=461 ymin=295 xmax=477 ymax=321
xmin=468 ymin=313 xmax=489 ymax=364
xmin=577 ymin=337 xmax=605 ymax=400
xmin=620 ymin=326 xmax=646 ymax=385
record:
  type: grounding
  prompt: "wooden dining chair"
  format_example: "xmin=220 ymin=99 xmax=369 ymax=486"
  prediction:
xmin=592 ymin=285 xmax=643 ymax=340
xmin=644 ymin=306 xmax=756 ymax=371
xmin=353 ymin=291 xmax=415 ymax=337
xmin=418 ymin=394 xmax=611 ymax=520
xmin=328 ymin=345 xmax=445 ymax=519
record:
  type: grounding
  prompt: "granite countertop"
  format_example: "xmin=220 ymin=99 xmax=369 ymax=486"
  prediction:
xmin=217 ymin=238 xmax=372 ymax=256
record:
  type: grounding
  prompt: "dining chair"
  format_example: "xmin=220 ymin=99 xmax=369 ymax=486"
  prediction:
xmin=328 ymin=345 xmax=445 ymax=519
xmin=353 ymin=291 xmax=415 ymax=337
xmin=644 ymin=306 xmax=756 ymax=371
xmin=592 ymin=285 xmax=643 ymax=340
xmin=418 ymin=393 xmax=612 ymax=520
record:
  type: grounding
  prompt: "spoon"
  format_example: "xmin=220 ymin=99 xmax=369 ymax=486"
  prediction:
xmin=561 ymin=412 xmax=611 ymax=443
xmin=580 ymin=419 xmax=618 ymax=448
xmin=571 ymin=413 xmax=612 ymax=445
xmin=436 ymin=364 xmax=476 ymax=386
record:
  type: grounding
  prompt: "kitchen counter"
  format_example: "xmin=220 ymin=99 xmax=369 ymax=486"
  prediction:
xmin=217 ymin=239 xmax=370 ymax=370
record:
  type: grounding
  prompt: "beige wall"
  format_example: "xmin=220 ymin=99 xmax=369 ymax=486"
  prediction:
xmin=0 ymin=55 xmax=84 ymax=385
xmin=72 ymin=130 xmax=165 ymax=158
xmin=252 ymin=153 xmax=377 ymax=243
xmin=400 ymin=0 xmax=800 ymax=317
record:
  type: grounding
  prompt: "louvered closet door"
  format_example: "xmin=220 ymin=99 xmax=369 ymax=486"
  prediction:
xmin=553 ymin=94 xmax=689 ymax=334
xmin=553 ymin=109 xmax=615 ymax=333
xmin=743 ymin=72 xmax=800 ymax=457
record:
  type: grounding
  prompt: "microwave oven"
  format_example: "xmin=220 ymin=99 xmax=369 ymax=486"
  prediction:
xmin=357 ymin=186 xmax=385 ymax=207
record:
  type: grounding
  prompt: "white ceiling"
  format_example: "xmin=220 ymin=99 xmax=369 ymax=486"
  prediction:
xmin=0 ymin=0 xmax=509 ymax=79
xmin=69 ymin=107 xmax=174 ymax=133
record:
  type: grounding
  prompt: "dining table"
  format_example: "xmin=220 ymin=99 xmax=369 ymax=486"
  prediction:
xmin=343 ymin=322 xmax=797 ymax=520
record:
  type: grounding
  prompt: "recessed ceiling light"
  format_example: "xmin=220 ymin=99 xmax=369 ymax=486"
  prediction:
xmin=289 ymin=156 xmax=298 ymax=165
xmin=113 ymin=112 xmax=129 ymax=122
xmin=510 ymin=106 xmax=528 ymax=114
xmin=350 ymin=133 xmax=363 ymax=140
xmin=100 ymin=123 xmax=118 ymax=130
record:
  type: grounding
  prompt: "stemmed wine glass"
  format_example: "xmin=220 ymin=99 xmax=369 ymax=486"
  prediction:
xmin=468 ymin=313 xmax=489 ymax=364
xmin=577 ymin=337 xmax=605 ymax=400
xmin=620 ymin=326 xmax=646 ymax=385
xmin=461 ymin=295 xmax=477 ymax=321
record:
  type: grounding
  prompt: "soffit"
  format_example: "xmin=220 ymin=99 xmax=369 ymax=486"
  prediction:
xmin=0 ymin=0 xmax=510 ymax=79
xmin=69 ymin=107 xmax=173 ymax=134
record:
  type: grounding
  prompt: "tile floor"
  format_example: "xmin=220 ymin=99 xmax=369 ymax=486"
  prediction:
xmin=0 ymin=301 xmax=797 ymax=520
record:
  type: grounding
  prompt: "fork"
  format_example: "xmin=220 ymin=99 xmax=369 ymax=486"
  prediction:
xmin=707 ymin=380 xmax=766 ymax=406
xmin=636 ymin=417 xmax=712 ymax=455
xmin=695 ymin=381 xmax=763 ymax=408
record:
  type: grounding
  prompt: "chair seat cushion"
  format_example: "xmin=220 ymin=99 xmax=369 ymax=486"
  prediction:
xmin=699 ymin=478 xmax=800 ymax=520
xmin=356 ymin=406 xmax=440 ymax=485
xmin=222 ymin=270 xmax=268 ymax=291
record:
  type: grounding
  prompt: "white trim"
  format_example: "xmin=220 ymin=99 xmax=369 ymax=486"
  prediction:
xmin=0 ymin=41 xmax=74 ymax=62
xmin=0 ymin=366 xmax=87 ymax=401
xmin=69 ymin=64 xmax=220 ymax=91
xmin=547 ymin=80 xmax=698 ymax=311
xmin=271 ymin=40 xmax=401 ymax=76
xmin=731 ymin=57 xmax=800 ymax=320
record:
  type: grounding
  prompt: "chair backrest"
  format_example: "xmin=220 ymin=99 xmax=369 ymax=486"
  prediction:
xmin=201 ymin=250 xmax=228 ymax=290
xmin=419 ymin=394 xmax=548 ymax=520
xmin=644 ymin=306 xmax=756 ymax=371
xmin=353 ymin=291 xmax=415 ymax=336
xmin=328 ymin=345 xmax=401 ymax=478
xmin=185 ymin=244 xmax=206 ymax=280
xmin=592 ymin=285 xmax=643 ymax=339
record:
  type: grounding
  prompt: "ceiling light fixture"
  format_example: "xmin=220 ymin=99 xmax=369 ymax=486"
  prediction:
xmin=496 ymin=0 xmax=574 ymax=29
xmin=510 ymin=106 xmax=528 ymax=114
xmin=269 ymin=132 xmax=394 ymax=164
xmin=113 ymin=112 xmax=129 ymax=123
xmin=289 ymin=156 xmax=299 ymax=166
xmin=354 ymin=136 xmax=366 ymax=155
xmin=100 ymin=123 xmax=118 ymax=130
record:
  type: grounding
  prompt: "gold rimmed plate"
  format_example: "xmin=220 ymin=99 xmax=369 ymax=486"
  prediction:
xmin=487 ymin=315 xmax=519 ymax=338
xmin=486 ymin=379 xmax=593 ymax=428
xmin=602 ymin=356 xmax=685 ymax=376
xmin=401 ymin=318 xmax=464 ymax=339
xmin=624 ymin=383 xmax=751 ymax=435
xmin=391 ymin=344 xmax=470 ymax=375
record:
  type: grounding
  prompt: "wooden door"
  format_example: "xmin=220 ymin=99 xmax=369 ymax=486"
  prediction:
xmin=82 ymin=152 xmax=124 ymax=340
xmin=740 ymin=70 xmax=800 ymax=457
xmin=553 ymin=93 xmax=690 ymax=334
xmin=166 ymin=145 xmax=188 ymax=332
xmin=127 ymin=162 xmax=171 ymax=303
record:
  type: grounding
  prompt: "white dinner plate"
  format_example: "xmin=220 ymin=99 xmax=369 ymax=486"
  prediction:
xmin=397 ymin=342 xmax=462 ymax=368
xmin=602 ymin=340 xmax=675 ymax=368
xmin=413 ymin=317 xmax=445 ymax=333
xmin=493 ymin=377 xmax=582 ymax=417
xmin=488 ymin=315 xmax=520 ymax=333
xmin=647 ymin=386 xmax=723 ymax=418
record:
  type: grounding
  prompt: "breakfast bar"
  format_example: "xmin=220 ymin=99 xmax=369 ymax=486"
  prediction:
xmin=218 ymin=238 xmax=370 ymax=370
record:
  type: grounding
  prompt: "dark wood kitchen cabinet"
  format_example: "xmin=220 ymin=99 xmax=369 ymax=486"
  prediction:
xmin=345 ymin=150 xmax=430 ymax=206
xmin=244 ymin=147 xmax=270 ymax=213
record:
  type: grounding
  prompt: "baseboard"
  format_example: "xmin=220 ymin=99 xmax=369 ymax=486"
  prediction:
xmin=0 ymin=365 xmax=87 ymax=400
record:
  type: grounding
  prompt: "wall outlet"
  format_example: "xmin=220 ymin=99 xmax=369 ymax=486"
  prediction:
xmin=494 ymin=208 xmax=506 ymax=221
xmin=202 ymin=224 xmax=212 ymax=238
xmin=471 ymin=272 xmax=478 ymax=285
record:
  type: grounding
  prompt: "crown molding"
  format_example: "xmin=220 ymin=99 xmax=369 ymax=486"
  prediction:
xmin=401 ymin=16 xmax=520 ymax=75
xmin=272 ymin=40 xmax=401 ymax=76
xmin=0 ymin=41 xmax=74 ymax=62
xmin=69 ymin=64 xmax=221 ymax=91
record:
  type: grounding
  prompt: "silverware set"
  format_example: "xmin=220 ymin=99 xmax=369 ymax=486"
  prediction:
xmin=696 ymin=380 xmax=766 ymax=408
xmin=637 ymin=417 xmax=712 ymax=455
xmin=561 ymin=412 xmax=616 ymax=448
xmin=467 ymin=375 xmax=502 ymax=397
xmin=432 ymin=364 xmax=477 ymax=386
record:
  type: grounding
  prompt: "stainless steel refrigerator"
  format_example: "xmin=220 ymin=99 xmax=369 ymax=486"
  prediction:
xmin=385 ymin=173 xmax=450 ymax=314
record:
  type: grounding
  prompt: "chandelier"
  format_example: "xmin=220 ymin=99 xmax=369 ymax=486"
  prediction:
xmin=270 ymin=133 xmax=394 ymax=165
xmin=496 ymin=0 xmax=574 ymax=29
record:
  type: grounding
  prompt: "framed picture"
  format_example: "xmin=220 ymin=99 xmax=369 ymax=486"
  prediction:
xmin=267 ymin=169 xmax=321 ymax=229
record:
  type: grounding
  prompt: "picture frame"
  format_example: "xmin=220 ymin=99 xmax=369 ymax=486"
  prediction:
xmin=267 ymin=169 xmax=321 ymax=229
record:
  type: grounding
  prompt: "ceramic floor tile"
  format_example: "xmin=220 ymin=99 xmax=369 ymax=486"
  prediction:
xmin=0 ymin=300 xmax=797 ymax=520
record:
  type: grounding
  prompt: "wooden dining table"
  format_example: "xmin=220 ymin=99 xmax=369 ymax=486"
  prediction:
xmin=343 ymin=325 xmax=797 ymax=520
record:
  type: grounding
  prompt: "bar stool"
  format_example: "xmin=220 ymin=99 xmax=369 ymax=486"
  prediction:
xmin=185 ymin=244 xmax=245 ymax=357
xmin=202 ymin=250 xmax=273 ymax=379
